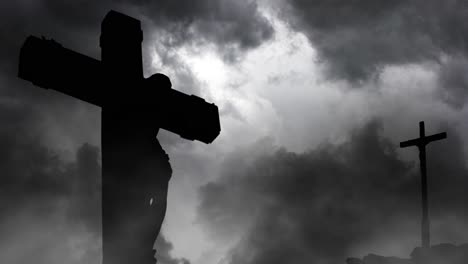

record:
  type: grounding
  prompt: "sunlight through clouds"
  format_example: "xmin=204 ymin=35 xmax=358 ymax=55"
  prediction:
xmin=156 ymin=7 xmax=468 ymax=263
xmin=155 ymin=8 xmax=327 ymax=264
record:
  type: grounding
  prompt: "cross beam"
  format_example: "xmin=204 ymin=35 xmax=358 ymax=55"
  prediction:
xmin=18 ymin=10 xmax=220 ymax=264
xmin=400 ymin=121 xmax=446 ymax=249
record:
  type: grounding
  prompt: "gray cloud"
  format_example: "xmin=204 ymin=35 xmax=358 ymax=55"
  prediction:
xmin=279 ymin=0 xmax=468 ymax=94
xmin=139 ymin=0 xmax=273 ymax=53
xmin=197 ymin=120 xmax=468 ymax=264
xmin=436 ymin=56 xmax=468 ymax=109
xmin=155 ymin=234 xmax=191 ymax=264
xmin=0 ymin=101 xmax=102 ymax=263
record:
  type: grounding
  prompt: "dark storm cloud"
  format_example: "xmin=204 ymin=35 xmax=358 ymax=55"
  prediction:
xmin=197 ymin=120 xmax=468 ymax=264
xmin=0 ymin=101 xmax=102 ymax=262
xmin=0 ymin=102 xmax=101 ymax=229
xmin=280 ymin=0 xmax=468 ymax=87
xmin=0 ymin=0 xmax=273 ymax=77
xmin=437 ymin=57 xmax=468 ymax=109
xmin=138 ymin=0 xmax=273 ymax=61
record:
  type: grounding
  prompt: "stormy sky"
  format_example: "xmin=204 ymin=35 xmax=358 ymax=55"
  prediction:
xmin=1 ymin=1 xmax=468 ymax=264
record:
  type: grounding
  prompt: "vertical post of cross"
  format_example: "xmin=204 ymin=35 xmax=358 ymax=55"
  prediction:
xmin=100 ymin=11 xmax=156 ymax=264
xmin=418 ymin=121 xmax=430 ymax=249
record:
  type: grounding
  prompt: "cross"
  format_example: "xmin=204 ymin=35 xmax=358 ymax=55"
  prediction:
xmin=400 ymin=121 xmax=446 ymax=249
xmin=18 ymin=10 xmax=220 ymax=264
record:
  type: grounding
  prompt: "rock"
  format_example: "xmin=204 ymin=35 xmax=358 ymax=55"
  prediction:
xmin=362 ymin=254 xmax=412 ymax=264
xmin=346 ymin=243 xmax=468 ymax=264
xmin=346 ymin=257 xmax=364 ymax=264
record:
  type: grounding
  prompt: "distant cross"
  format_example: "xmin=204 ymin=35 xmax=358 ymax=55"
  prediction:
xmin=400 ymin=121 xmax=446 ymax=249
xmin=18 ymin=10 xmax=220 ymax=264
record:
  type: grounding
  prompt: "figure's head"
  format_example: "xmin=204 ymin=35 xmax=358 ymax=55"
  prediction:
xmin=140 ymin=73 xmax=172 ymax=114
xmin=146 ymin=73 xmax=172 ymax=89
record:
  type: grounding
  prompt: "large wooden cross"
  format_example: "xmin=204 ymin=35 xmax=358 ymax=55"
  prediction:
xmin=18 ymin=10 xmax=220 ymax=264
xmin=400 ymin=121 xmax=446 ymax=249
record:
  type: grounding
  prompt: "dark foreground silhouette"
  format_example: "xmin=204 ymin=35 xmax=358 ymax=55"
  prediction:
xmin=400 ymin=121 xmax=446 ymax=249
xmin=347 ymin=243 xmax=468 ymax=264
xmin=18 ymin=10 xmax=220 ymax=264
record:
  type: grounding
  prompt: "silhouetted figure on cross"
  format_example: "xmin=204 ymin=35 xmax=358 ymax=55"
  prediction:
xmin=18 ymin=10 xmax=220 ymax=264
xmin=400 ymin=121 xmax=446 ymax=249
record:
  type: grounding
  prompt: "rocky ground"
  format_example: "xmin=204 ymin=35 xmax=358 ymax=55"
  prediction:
xmin=346 ymin=243 xmax=468 ymax=264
